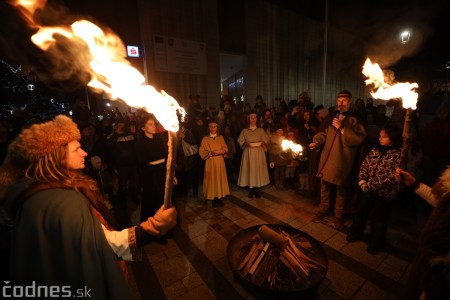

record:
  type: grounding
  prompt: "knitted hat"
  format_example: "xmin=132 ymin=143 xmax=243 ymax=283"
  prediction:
xmin=12 ymin=115 xmax=80 ymax=162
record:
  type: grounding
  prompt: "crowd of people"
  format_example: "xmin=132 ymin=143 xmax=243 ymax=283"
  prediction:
xmin=0 ymin=89 xmax=449 ymax=298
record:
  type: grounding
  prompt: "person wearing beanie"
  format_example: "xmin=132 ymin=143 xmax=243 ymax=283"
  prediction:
xmin=309 ymin=90 xmax=367 ymax=230
xmin=0 ymin=115 xmax=177 ymax=299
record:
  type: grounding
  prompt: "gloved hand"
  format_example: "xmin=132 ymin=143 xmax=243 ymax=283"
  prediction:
xmin=140 ymin=205 xmax=177 ymax=236
xmin=359 ymin=180 xmax=371 ymax=193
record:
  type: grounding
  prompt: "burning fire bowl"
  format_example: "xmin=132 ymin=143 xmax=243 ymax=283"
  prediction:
xmin=227 ymin=224 xmax=328 ymax=294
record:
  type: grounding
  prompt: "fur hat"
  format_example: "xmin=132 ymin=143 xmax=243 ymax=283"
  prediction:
xmin=0 ymin=115 xmax=80 ymax=199
xmin=12 ymin=115 xmax=80 ymax=163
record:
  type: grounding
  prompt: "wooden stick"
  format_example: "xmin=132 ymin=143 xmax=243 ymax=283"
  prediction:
xmin=280 ymin=255 xmax=301 ymax=282
xmin=164 ymin=130 xmax=179 ymax=208
xmin=282 ymin=251 xmax=309 ymax=278
xmin=242 ymin=242 xmax=263 ymax=276
xmin=249 ymin=242 xmax=270 ymax=275
xmin=289 ymin=243 xmax=323 ymax=268
xmin=398 ymin=107 xmax=413 ymax=191
xmin=252 ymin=250 xmax=278 ymax=286
xmin=238 ymin=242 xmax=259 ymax=271
xmin=283 ymin=231 xmax=324 ymax=267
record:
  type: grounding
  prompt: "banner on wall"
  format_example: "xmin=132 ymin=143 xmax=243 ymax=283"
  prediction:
xmin=153 ymin=35 xmax=207 ymax=75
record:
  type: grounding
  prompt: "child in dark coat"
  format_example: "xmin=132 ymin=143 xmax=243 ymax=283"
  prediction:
xmin=346 ymin=122 xmax=402 ymax=254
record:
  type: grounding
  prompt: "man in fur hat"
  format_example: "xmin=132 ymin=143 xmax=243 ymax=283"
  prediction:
xmin=0 ymin=115 xmax=177 ymax=299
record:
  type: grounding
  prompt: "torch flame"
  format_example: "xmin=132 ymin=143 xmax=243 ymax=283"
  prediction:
xmin=8 ymin=0 xmax=47 ymax=24
xmin=12 ymin=0 xmax=185 ymax=132
xmin=362 ymin=58 xmax=418 ymax=110
xmin=281 ymin=139 xmax=302 ymax=156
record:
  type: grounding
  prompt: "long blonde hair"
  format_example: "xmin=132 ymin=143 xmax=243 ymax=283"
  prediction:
xmin=25 ymin=143 xmax=95 ymax=190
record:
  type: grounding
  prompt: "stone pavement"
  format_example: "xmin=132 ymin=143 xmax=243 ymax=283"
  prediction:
xmin=125 ymin=183 xmax=424 ymax=299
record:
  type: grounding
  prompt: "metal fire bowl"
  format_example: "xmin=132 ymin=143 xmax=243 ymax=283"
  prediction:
xmin=227 ymin=224 xmax=328 ymax=294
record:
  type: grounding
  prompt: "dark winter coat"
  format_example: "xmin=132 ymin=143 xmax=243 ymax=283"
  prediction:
xmin=313 ymin=110 xmax=366 ymax=186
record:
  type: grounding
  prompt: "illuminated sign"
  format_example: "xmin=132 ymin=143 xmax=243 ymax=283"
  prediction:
xmin=127 ymin=45 xmax=140 ymax=57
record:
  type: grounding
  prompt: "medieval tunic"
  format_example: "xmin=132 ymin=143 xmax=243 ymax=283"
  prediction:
xmin=199 ymin=135 xmax=230 ymax=200
xmin=6 ymin=187 xmax=132 ymax=299
xmin=237 ymin=127 xmax=270 ymax=188
xmin=136 ymin=133 xmax=167 ymax=221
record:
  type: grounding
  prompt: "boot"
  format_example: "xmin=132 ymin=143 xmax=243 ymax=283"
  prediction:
xmin=248 ymin=188 xmax=254 ymax=198
xmin=254 ymin=187 xmax=261 ymax=198
xmin=298 ymin=173 xmax=306 ymax=190
xmin=304 ymin=174 xmax=309 ymax=191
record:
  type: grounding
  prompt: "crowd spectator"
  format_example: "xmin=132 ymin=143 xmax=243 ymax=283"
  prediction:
xmin=420 ymin=101 xmax=450 ymax=186
xmin=0 ymin=120 xmax=11 ymax=164
xmin=254 ymin=95 xmax=266 ymax=117
xmin=187 ymin=95 xmax=203 ymax=120
xmin=176 ymin=116 xmax=200 ymax=197
xmin=105 ymin=119 xmax=139 ymax=207
xmin=260 ymin=108 xmax=276 ymax=136
xmin=268 ymin=124 xmax=289 ymax=190
xmin=375 ymin=104 xmax=389 ymax=127
xmin=223 ymin=126 xmax=237 ymax=182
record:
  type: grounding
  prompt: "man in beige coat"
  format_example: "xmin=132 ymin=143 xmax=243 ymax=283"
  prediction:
xmin=309 ymin=90 xmax=367 ymax=229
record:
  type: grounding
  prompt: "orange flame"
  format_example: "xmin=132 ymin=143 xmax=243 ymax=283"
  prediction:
xmin=12 ymin=0 xmax=185 ymax=132
xmin=8 ymin=0 xmax=47 ymax=24
xmin=362 ymin=58 xmax=418 ymax=110
xmin=281 ymin=139 xmax=302 ymax=156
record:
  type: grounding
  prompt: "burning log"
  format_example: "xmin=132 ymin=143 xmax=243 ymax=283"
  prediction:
xmin=237 ymin=225 xmax=325 ymax=289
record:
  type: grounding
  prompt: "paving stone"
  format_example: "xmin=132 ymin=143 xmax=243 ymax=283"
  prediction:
xmin=128 ymin=183 xmax=418 ymax=299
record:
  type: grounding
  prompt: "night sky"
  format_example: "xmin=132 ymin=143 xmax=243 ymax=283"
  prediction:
xmin=270 ymin=0 xmax=450 ymax=85
xmin=1 ymin=0 xmax=449 ymax=94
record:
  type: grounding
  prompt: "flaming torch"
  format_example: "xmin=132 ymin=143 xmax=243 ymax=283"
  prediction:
xmin=11 ymin=0 xmax=185 ymax=208
xmin=362 ymin=58 xmax=418 ymax=188
xmin=281 ymin=140 xmax=303 ymax=159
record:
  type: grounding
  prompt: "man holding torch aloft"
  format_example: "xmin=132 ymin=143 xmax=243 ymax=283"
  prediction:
xmin=309 ymin=90 xmax=367 ymax=230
